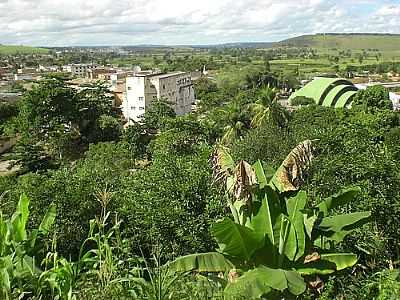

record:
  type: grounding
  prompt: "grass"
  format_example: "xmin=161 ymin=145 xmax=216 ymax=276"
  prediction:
xmin=279 ymin=34 xmax=400 ymax=51
xmin=0 ymin=45 xmax=49 ymax=55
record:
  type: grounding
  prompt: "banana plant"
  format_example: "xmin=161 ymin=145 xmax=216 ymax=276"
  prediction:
xmin=171 ymin=141 xmax=371 ymax=299
xmin=0 ymin=193 xmax=56 ymax=299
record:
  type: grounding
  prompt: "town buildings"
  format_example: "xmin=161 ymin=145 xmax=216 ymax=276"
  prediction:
xmin=122 ymin=71 xmax=195 ymax=122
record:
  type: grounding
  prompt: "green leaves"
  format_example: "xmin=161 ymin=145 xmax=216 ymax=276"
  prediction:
xmin=225 ymin=266 xmax=306 ymax=299
xmin=11 ymin=193 xmax=30 ymax=242
xmin=297 ymin=253 xmax=358 ymax=275
xmin=247 ymin=188 xmax=280 ymax=247
xmin=169 ymin=252 xmax=234 ymax=272
xmin=287 ymin=192 xmax=307 ymax=260
xmin=318 ymin=187 xmax=361 ymax=215
xmin=318 ymin=212 xmax=371 ymax=242
xmin=212 ymin=218 xmax=264 ymax=261
xmin=320 ymin=253 xmax=358 ymax=271
xmin=38 ymin=203 xmax=56 ymax=235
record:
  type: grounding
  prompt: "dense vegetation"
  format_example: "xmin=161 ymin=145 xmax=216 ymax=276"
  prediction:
xmin=0 ymin=67 xmax=400 ymax=299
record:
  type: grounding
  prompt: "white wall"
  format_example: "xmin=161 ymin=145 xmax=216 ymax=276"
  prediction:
xmin=124 ymin=76 xmax=147 ymax=122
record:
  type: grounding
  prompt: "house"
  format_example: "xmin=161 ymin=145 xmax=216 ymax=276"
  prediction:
xmin=122 ymin=71 xmax=195 ymax=122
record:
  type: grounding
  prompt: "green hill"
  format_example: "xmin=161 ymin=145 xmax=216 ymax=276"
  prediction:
xmin=278 ymin=34 xmax=400 ymax=51
xmin=0 ymin=45 xmax=49 ymax=55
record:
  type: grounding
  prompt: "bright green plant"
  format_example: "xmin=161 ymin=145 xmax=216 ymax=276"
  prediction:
xmin=0 ymin=193 xmax=56 ymax=299
xmin=250 ymin=86 xmax=289 ymax=128
xmin=170 ymin=141 xmax=371 ymax=299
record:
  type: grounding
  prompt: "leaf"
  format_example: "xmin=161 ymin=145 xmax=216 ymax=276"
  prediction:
xmin=212 ymin=218 xmax=264 ymax=261
xmin=304 ymin=252 xmax=321 ymax=264
xmin=270 ymin=140 xmax=314 ymax=192
xmin=287 ymin=191 xmax=307 ymax=261
xmin=233 ymin=160 xmax=257 ymax=200
xmin=318 ymin=212 xmax=371 ymax=242
xmin=320 ymin=253 xmax=358 ymax=271
xmin=297 ymin=253 xmax=358 ymax=275
xmin=212 ymin=146 xmax=235 ymax=184
xmin=39 ymin=203 xmax=56 ymax=235
xmin=304 ymin=215 xmax=317 ymax=239
xmin=247 ymin=187 xmax=280 ymax=246
xmin=225 ymin=266 xmax=306 ymax=299
xmin=11 ymin=193 xmax=30 ymax=242
xmin=169 ymin=252 xmax=234 ymax=272
xmin=296 ymin=261 xmax=337 ymax=276
xmin=278 ymin=216 xmax=297 ymax=261
xmin=284 ymin=270 xmax=307 ymax=295
xmin=253 ymin=160 xmax=269 ymax=189
xmin=318 ymin=187 xmax=361 ymax=215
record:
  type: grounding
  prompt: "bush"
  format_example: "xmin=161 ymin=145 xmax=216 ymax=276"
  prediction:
xmin=352 ymin=85 xmax=393 ymax=110
xmin=290 ymin=96 xmax=315 ymax=106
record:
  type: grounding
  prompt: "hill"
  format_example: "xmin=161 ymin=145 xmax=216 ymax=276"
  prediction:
xmin=0 ymin=45 xmax=49 ymax=55
xmin=277 ymin=33 xmax=400 ymax=51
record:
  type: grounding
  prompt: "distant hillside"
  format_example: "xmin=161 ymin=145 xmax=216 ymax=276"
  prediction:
xmin=0 ymin=45 xmax=49 ymax=55
xmin=277 ymin=34 xmax=400 ymax=51
xmin=193 ymin=42 xmax=275 ymax=49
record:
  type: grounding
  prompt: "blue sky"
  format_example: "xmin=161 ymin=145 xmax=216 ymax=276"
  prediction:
xmin=0 ymin=0 xmax=399 ymax=46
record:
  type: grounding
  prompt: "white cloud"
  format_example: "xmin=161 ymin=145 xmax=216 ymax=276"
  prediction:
xmin=0 ymin=0 xmax=399 ymax=46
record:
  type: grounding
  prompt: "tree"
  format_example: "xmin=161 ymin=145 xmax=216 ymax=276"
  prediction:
xmin=352 ymin=85 xmax=393 ymax=110
xmin=217 ymin=101 xmax=251 ymax=145
xmin=250 ymin=86 xmax=289 ymax=128
xmin=14 ymin=78 xmax=121 ymax=169
xmin=17 ymin=77 xmax=77 ymax=161
xmin=75 ymin=82 xmax=118 ymax=143
xmin=141 ymin=99 xmax=176 ymax=132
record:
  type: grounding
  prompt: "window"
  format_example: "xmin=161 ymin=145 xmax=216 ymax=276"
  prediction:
xmin=138 ymin=97 xmax=144 ymax=101
xmin=131 ymin=106 xmax=136 ymax=110
xmin=127 ymin=86 xmax=132 ymax=90
xmin=139 ymin=107 xmax=145 ymax=110
xmin=163 ymin=84 xmax=166 ymax=89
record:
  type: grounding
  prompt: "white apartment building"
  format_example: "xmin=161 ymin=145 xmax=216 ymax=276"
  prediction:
xmin=122 ymin=71 xmax=195 ymax=122
xmin=62 ymin=64 xmax=98 ymax=78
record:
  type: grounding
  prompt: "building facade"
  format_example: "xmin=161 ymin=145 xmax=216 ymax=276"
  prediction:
xmin=62 ymin=64 xmax=98 ymax=78
xmin=122 ymin=71 xmax=195 ymax=122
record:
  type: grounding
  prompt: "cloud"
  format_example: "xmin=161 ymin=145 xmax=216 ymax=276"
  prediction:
xmin=0 ymin=0 xmax=399 ymax=46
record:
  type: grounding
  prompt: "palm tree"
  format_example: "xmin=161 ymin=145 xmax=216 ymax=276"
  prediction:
xmin=218 ymin=101 xmax=250 ymax=145
xmin=250 ymin=85 xmax=289 ymax=128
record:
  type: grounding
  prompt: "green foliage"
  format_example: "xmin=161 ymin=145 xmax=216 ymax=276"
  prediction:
xmin=170 ymin=147 xmax=369 ymax=299
xmin=0 ymin=102 xmax=19 ymax=136
xmin=250 ymin=86 xmax=289 ymax=128
xmin=141 ymin=99 xmax=176 ymax=132
xmin=123 ymin=122 xmax=151 ymax=159
xmin=290 ymin=96 xmax=315 ymax=106
xmin=13 ymin=78 xmax=120 ymax=170
xmin=0 ymin=193 xmax=56 ymax=299
xmin=352 ymin=85 xmax=393 ymax=110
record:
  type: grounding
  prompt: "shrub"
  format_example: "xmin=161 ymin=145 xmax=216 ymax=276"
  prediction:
xmin=290 ymin=96 xmax=315 ymax=106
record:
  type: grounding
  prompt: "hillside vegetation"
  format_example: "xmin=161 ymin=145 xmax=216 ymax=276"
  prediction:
xmin=278 ymin=33 xmax=400 ymax=51
xmin=0 ymin=44 xmax=49 ymax=55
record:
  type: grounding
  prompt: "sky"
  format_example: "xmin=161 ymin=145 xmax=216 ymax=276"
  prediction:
xmin=0 ymin=0 xmax=400 ymax=46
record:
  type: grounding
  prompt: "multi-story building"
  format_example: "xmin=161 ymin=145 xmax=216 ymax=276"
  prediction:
xmin=62 ymin=64 xmax=97 ymax=78
xmin=122 ymin=71 xmax=195 ymax=122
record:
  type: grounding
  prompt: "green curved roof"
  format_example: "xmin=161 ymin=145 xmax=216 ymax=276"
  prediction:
xmin=334 ymin=90 xmax=357 ymax=108
xmin=322 ymin=85 xmax=358 ymax=107
xmin=289 ymin=77 xmax=355 ymax=105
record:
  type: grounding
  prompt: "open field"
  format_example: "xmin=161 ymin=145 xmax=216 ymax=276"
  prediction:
xmin=278 ymin=34 xmax=400 ymax=51
xmin=0 ymin=45 xmax=49 ymax=55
